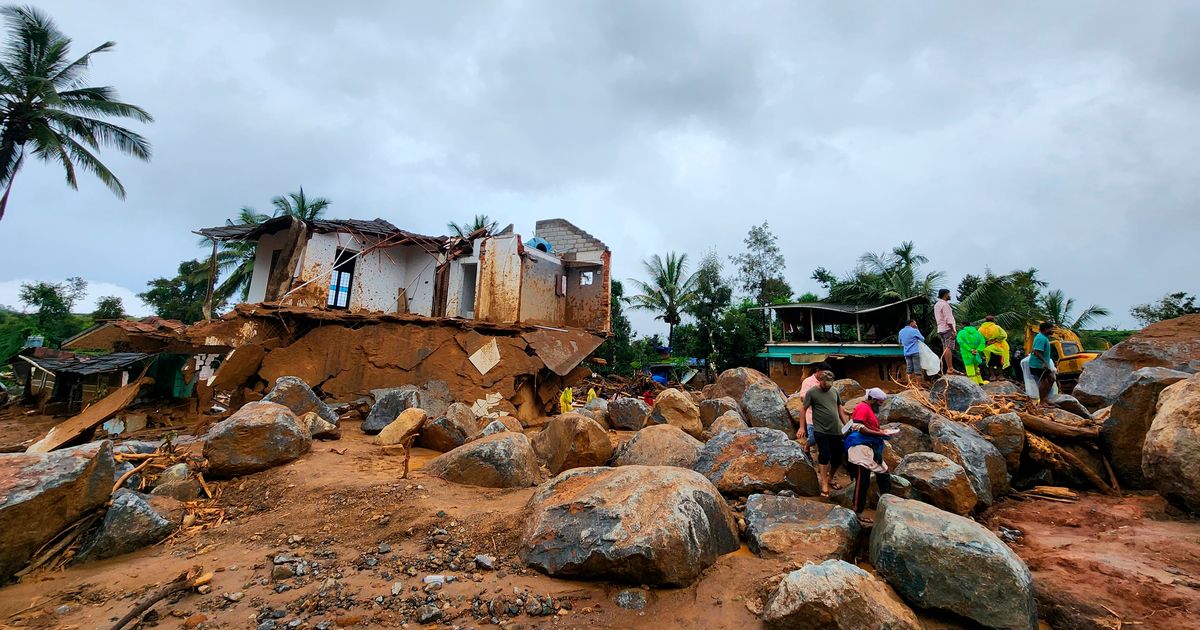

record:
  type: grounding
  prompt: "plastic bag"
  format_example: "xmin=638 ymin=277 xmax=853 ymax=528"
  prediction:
xmin=1020 ymin=355 xmax=1059 ymax=400
xmin=917 ymin=341 xmax=941 ymax=376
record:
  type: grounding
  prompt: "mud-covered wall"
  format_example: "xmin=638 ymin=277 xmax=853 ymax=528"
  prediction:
xmin=476 ymin=235 xmax=522 ymax=324
xmin=247 ymin=230 xmax=297 ymax=303
xmin=401 ymin=246 xmax=439 ymax=315
xmin=565 ymin=250 xmax=611 ymax=332
xmin=518 ymin=250 xmax=565 ymax=326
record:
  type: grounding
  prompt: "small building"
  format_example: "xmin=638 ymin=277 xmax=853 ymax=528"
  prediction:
xmin=8 ymin=349 xmax=156 ymax=414
xmin=755 ymin=297 xmax=924 ymax=392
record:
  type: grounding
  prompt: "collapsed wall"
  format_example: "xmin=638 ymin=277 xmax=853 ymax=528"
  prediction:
xmin=189 ymin=304 xmax=603 ymax=422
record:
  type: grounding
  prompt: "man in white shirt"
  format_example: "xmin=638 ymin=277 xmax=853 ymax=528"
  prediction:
xmin=934 ymin=289 xmax=958 ymax=375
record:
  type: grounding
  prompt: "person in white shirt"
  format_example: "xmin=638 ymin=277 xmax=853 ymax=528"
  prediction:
xmin=934 ymin=289 xmax=958 ymax=375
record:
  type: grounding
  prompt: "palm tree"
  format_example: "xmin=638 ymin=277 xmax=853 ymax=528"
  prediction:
xmin=448 ymin=214 xmax=498 ymax=238
xmin=955 ymin=269 xmax=1046 ymax=330
xmin=270 ymin=186 xmax=329 ymax=221
xmin=1040 ymin=289 xmax=1110 ymax=332
xmin=828 ymin=241 xmax=943 ymax=310
xmin=628 ymin=252 xmax=698 ymax=347
xmin=0 ymin=5 xmax=152 ymax=221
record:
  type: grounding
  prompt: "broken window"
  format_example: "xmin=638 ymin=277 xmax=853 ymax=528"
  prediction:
xmin=580 ymin=271 xmax=594 ymax=286
xmin=267 ymin=249 xmax=283 ymax=281
xmin=327 ymin=248 xmax=356 ymax=309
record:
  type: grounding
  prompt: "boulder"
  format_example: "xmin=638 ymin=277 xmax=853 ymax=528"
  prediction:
xmin=519 ymin=466 xmax=739 ymax=586
xmin=376 ymin=408 xmax=428 ymax=446
xmin=740 ymin=380 xmax=792 ymax=432
xmin=1074 ymin=314 xmax=1200 ymax=409
xmin=929 ymin=417 xmax=1008 ymax=506
xmin=531 ymin=413 xmax=613 ymax=474
xmin=831 ymin=379 xmax=865 ymax=402
xmin=261 ymin=376 xmax=338 ymax=426
xmin=707 ymin=411 xmax=750 ymax=436
xmin=0 ymin=441 xmax=115 ymax=582
xmin=929 ymin=375 xmax=991 ymax=412
xmin=877 ymin=390 xmax=939 ymax=431
xmin=743 ymin=494 xmax=860 ymax=560
xmin=829 ymin=474 xmax=912 ymax=511
xmin=425 ymin=432 xmax=544 ymax=488
xmin=1101 ymin=367 xmax=1191 ymax=488
xmin=75 ymin=490 xmax=181 ymax=562
xmin=709 ymin=366 xmax=775 ymax=401
xmin=475 ymin=416 xmax=523 ymax=439
xmin=204 ymin=401 xmax=311 ymax=477
xmin=763 ymin=559 xmax=921 ymax=630
xmin=869 ymin=496 xmax=1037 ymax=630
xmin=881 ymin=423 xmax=931 ymax=459
xmin=1143 ymin=374 xmax=1200 ymax=512
xmin=1048 ymin=393 xmax=1093 ymax=420
xmin=894 ymin=452 xmax=978 ymax=516
xmin=611 ymin=424 xmax=703 ymax=469
xmin=972 ymin=412 xmax=1025 ymax=473
xmin=608 ymin=397 xmax=651 ymax=431
xmin=298 ymin=411 xmax=340 ymax=440
xmin=699 ymin=396 xmax=740 ymax=428
xmin=149 ymin=463 xmax=202 ymax=501
xmin=417 ymin=407 xmax=479 ymax=452
xmin=692 ymin=428 xmax=819 ymax=496
xmin=982 ymin=380 xmax=1026 ymax=397
xmin=362 ymin=386 xmax=420 ymax=434
xmin=785 ymin=394 xmax=806 ymax=429
xmin=841 ymin=395 xmax=866 ymax=417
xmin=582 ymin=397 xmax=610 ymax=427
xmin=647 ymin=388 xmax=704 ymax=437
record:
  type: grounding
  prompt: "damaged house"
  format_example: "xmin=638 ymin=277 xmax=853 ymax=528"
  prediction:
xmin=192 ymin=216 xmax=612 ymax=421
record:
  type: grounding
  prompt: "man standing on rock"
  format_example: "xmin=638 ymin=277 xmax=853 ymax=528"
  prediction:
xmin=935 ymin=289 xmax=958 ymax=375
xmin=796 ymin=361 xmax=832 ymax=458
xmin=1030 ymin=321 xmax=1058 ymax=405
xmin=898 ymin=319 xmax=925 ymax=386
xmin=801 ymin=370 xmax=849 ymax=497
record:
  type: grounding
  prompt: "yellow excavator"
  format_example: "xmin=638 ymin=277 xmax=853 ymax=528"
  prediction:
xmin=1023 ymin=324 xmax=1104 ymax=388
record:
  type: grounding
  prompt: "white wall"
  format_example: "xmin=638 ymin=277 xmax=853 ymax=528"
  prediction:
xmin=445 ymin=249 xmax=480 ymax=319
xmin=246 ymin=229 xmax=297 ymax=303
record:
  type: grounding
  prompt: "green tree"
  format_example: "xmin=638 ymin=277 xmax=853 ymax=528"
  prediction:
xmin=267 ymin=187 xmax=329 ymax=222
xmin=0 ymin=5 xmax=152 ymax=221
xmin=731 ymin=222 xmax=790 ymax=305
xmin=1040 ymin=289 xmax=1109 ymax=333
xmin=955 ymin=269 xmax=1046 ymax=330
xmin=18 ymin=276 xmax=89 ymax=345
xmin=682 ymin=251 xmax=732 ymax=372
xmin=595 ymin=280 xmax=635 ymax=376
xmin=956 ymin=273 xmax=982 ymax=302
xmin=629 ymin=252 xmax=697 ymax=347
xmin=713 ymin=298 xmax=768 ymax=371
xmin=91 ymin=295 xmax=124 ymax=320
xmin=139 ymin=260 xmax=213 ymax=324
xmin=1131 ymin=292 xmax=1200 ymax=326
xmin=447 ymin=214 xmax=499 ymax=238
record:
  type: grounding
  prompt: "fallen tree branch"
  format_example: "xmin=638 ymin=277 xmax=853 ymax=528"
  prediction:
xmin=112 ymin=457 xmax=155 ymax=495
xmin=109 ymin=567 xmax=210 ymax=630
xmin=1026 ymin=433 xmax=1116 ymax=496
xmin=1018 ymin=412 xmax=1100 ymax=439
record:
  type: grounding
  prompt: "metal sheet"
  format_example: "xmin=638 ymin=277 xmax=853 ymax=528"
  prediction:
xmin=522 ymin=329 xmax=604 ymax=377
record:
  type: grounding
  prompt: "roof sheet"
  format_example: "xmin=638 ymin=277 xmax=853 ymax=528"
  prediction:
xmin=754 ymin=296 xmax=926 ymax=315
xmin=22 ymin=352 xmax=152 ymax=376
xmin=195 ymin=216 xmax=446 ymax=248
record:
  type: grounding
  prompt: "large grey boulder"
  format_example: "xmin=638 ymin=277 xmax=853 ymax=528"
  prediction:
xmin=531 ymin=413 xmax=613 ymax=475
xmin=425 ymin=432 xmax=544 ymax=488
xmin=707 ymin=410 xmax=750 ymax=436
xmin=519 ymin=466 xmax=739 ymax=586
xmin=877 ymin=390 xmax=940 ymax=431
xmin=763 ymin=559 xmax=921 ymax=630
xmin=611 ymin=424 xmax=703 ymax=469
xmin=744 ymin=494 xmax=859 ymax=560
xmin=1048 ymin=393 xmax=1093 ymax=420
xmin=417 ymin=403 xmax=479 ymax=452
xmin=1143 ymin=374 xmax=1200 ymax=512
xmin=929 ymin=375 xmax=991 ymax=412
xmin=646 ymin=388 xmax=704 ymax=437
xmin=204 ymin=401 xmax=311 ymax=477
xmin=831 ymin=379 xmax=865 ymax=402
xmin=929 ymin=417 xmax=1009 ymax=506
xmin=895 ymin=452 xmax=978 ymax=516
xmin=1101 ymin=367 xmax=1191 ymax=488
xmin=0 ymin=441 xmax=115 ymax=582
xmin=362 ymin=381 xmax=450 ymax=433
xmin=693 ymin=428 xmax=819 ymax=496
xmin=740 ymin=380 xmax=793 ymax=432
xmin=699 ymin=397 xmax=741 ymax=428
xmin=1074 ymin=314 xmax=1200 ymax=409
xmin=608 ymin=397 xmax=651 ymax=430
xmin=76 ymin=490 xmax=181 ymax=562
xmin=262 ymin=376 xmax=338 ymax=425
xmin=881 ymin=423 xmax=931 ymax=459
xmin=582 ymin=397 xmax=609 ymax=427
xmin=869 ymin=496 xmax=1037 ymax=630
xmin=973 ymin=412 xmax=1026 ymax=473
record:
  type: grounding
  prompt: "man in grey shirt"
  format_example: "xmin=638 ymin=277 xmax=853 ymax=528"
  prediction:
xmin=801 ymin=370 xmax=849 ymax=497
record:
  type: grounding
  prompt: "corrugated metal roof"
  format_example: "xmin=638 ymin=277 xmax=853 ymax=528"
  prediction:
xmin=195 ymin=216 xmax=446 ymax=248
xmin=753 ymin=296 xmax=926 ymax=315
xmin=21 ymin=352 xmax=152 ymax=376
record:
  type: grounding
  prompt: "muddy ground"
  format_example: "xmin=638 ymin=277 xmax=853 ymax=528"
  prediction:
xmin=0 ymin=414 xmax=1198 ymax=629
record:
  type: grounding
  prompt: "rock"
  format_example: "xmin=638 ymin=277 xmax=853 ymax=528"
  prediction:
xmin=785 ymin=395 xmax=806 ymax=428
xmin=707 ymin=410 xmax=750 ymax=436
xmin=476 ymin=417 xmax=522 ymax=439
xmin=112 ymin=461 xmax=141 ymax=491
xmin=417 ymin=407 xmax=479 ymax=452
xmin=1074 ymin=314 xmax=1200 ymax=409
xmin=608 ymin=397 xmax=651 ymax=431
xmin=0 ymin=441 xmax=115 ymax=582
xmin=877 ymin=390 xmax=940 ymax=431
xmin=831 ymin=379 xmax=865 ymax=402
xmin=150 ymin=475 xmax=203 ymax=501
xmin=743 ymin=494 xmax=860 ymax=560
xmin=929 ymin=375 xmax=991 ymax=412
xmin=582 ymin=397 xmax=609 ymax=426
xmin=76 ymin=490 xmax=181 ymax=562
xmin=710 ymin=366 xmax=775 ymax=401
xmin=376 ymin=408 xmax=428 ymax=446
xmin=982 ymin=380 xmax=1026 ymax=397
xmin=740 ymin=380 xmax=792 ymax=432
xmin=841 ymin=395 xmax=866 ymax=417
xmin=262 ymin=376 xmax=338 ymax=426
xmin=699 ymin=397 xmax=740 ymax=428
xmin=894 ymin=452 xmax=978 ymax=515
xmin=972 ymin=412 xmax=1025 ymax=473
xmin=1048 ymin=393 xmax=1093 ymax=420
xmin=1101 ymin=367 xmax=1191 ymax=488
xmin=646 ymin=388 xmax=704 ymax=437
xmin=519 ymin=466 xmax=739 ymax=586
xmin=531 ymin=413 xmax=613 ymax=474
xmin=692 ymin=428 xmax=819 ymax=496
xmin=762 ymin=559 xmax=921 ymax=630
xmin=881 ymin=423 xmax=931 ymax=459
xmin=929 ymin=417 xmax=1008 ymax=505
xmin=204 ymin=401 xmax=311 ymax=477
xmin=298 ymin=411 xmax=340 ymax=440
xmin=1143 ymin=374 xmax=1200 ymax=512
xmin=613 ymin=588 xmax=649 ymax=610
xmin=869 ymin=496 xmax=1037 ymax=630
xmin=424 ymin=432 xmax=543 ymax=488
xmin=829 ymin=474 xmax=912 ymax=511
xmin=415 ymin=603 xmax=442 ymax=624
xmin=611 ymin=424 xmax=703 ymax=468
xmin=361 ymin=386 xmax=420 ymax=434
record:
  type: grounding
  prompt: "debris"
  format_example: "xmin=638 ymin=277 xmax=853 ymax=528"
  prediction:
xmin=26 ymin=377 xmax=151 ymax=453
xmin=110 ymin=566 xmax=211 ymax=630
xmin=468 ymin=338 xmax=501 ymax=375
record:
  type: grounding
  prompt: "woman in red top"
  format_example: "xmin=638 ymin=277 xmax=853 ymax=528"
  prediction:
xmin=844 ymin=388 xmax=898 ymax=522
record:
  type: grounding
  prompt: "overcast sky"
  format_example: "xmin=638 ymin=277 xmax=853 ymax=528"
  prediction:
xmin=1 ymin=1 xmax=1196 ymax=335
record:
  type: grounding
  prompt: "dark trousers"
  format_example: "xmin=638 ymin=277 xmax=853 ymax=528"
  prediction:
xmin=850 ymin=462 xmax=892 ymax=514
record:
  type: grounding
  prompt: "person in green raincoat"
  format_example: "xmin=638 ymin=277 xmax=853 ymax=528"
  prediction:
xmin=956 ymin=323 xmax=988 ymax=385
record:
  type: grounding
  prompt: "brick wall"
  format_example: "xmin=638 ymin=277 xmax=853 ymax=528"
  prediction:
xmin=534 ymin=218 xmax=607 ymax=254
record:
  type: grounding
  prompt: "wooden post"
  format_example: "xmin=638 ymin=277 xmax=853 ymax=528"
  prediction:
xmin=201 ymin=238 xmax=218 ymax=321
xmin=855 ymin=313 xmax=862 ymax=341
xmin=766 ymin=308 xmax=774 ymax=343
